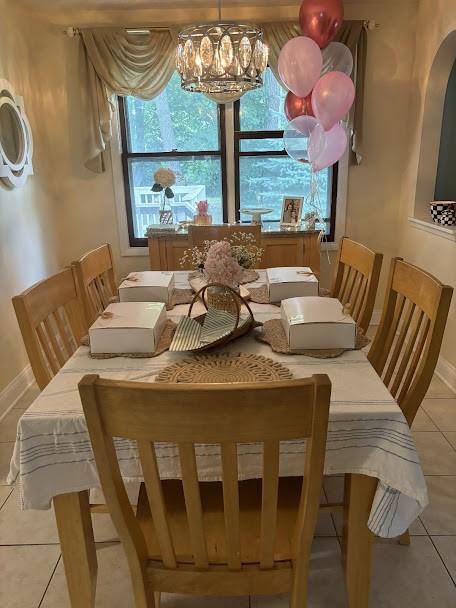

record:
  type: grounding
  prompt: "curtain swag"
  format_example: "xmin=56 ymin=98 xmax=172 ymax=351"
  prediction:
xmin=80 ymin=21 xmax=367 ymax=173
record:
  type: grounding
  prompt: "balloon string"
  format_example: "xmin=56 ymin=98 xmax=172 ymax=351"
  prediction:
xmin=305 ymin=169 xmax=331 ymax=266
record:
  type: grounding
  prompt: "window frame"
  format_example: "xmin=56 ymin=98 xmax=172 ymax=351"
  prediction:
xmin=233 ymin=98 xmax=338 ymax=241
xmin=118 ymin=95 xmax=228 ymax=247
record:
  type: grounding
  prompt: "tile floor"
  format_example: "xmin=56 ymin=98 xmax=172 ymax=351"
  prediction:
xmin=1 ymin=375 xmax=456 ymax=607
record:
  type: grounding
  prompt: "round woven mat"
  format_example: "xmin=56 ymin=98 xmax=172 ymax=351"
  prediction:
xmin=155 ymin=352 xmax=292 ymax=383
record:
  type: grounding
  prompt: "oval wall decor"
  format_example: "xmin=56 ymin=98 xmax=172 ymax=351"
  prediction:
xmin=0 ymin=79 xmax=33 ymax=188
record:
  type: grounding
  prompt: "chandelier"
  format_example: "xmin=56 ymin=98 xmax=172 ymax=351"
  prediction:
xmin=176 ymin=0 xmax=268 ymax=95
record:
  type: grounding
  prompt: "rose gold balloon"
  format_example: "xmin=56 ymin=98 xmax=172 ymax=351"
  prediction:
xmin=284 ymin=91 xmax=315 ymax=121
xmin=299 ymin=0 xmax=344 ymax=49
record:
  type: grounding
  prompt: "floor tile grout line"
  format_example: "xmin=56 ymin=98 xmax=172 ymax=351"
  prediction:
xmin=427 ymin=535 xmax=456 ymax=588
xmin=420 ymin=408 xmax=456 ymax=439
xmin=441 ymin=433 xmax=456 ymax=454
xmin=0 ymin=486 xmax=13 ymax=510
xmin=37 ymin=554 xmax=61 ymax=608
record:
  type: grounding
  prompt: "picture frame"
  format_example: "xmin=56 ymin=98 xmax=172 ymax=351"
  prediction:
xmin=281 ymin=196 xmax=304 ymax=226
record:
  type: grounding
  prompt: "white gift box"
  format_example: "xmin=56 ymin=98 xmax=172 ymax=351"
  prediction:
xmin=89 ymin=302 xmax=167 ymax=354
xmin=119 ymin=271 xmax=174 ymax=304
xmin=266 ymin=267 xmax=319 ymax=302
xmin=281 ymin=297 xmax=356 ymax=350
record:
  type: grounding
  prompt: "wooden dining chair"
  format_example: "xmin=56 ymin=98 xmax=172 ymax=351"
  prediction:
xmin=188 ymin=224 xmax=261 ymax=246
xmin=72 ymin=243 xmax=117 ymax=327
xmin=79 ymin=374 xmax=331 ymax=608
xmin=13 ymin=268 xmax=86 ymax=390
xmin=367 ymin=258 xmax=452 ymax=545
xmin=331 ymin=237 xmax=383 ymax=334
xmin=368 ymin=258 xmax=453 ymax=427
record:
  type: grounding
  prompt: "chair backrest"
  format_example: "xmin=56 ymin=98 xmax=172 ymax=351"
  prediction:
xmin=368 ymin=258 xmax=453 ymax=426
xmin=79 ymin=375 xmax=331 ymax=599
xmin=330 ymin=236 xmax=383 ymax=334
xmin=72 ymin=243 xmax=117 ymax=327
xmin=13 ymin=268 xmax=86 ymax=390
xmin=188 ymin=224 xmax=261 ymax=247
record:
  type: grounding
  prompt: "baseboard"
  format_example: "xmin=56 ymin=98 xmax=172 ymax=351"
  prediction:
xmin=435 ymin=356 xmax=456 ymax=394
xmin=0 ymin=365 xmax=34 ymax=422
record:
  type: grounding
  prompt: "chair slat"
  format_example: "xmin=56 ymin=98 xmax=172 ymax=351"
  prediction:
xmin=339 ymin=266 xmax=353 ymax=303
xmin=260 ymin=440 xmax=280 ymax=569
xmin=352 ymin=276 xmax=368 ymax=322
xmin=43 ymin=316 xmax=66 ymax=367
xmin=383 ymin=300 xmax=415 ymax=387
xmin=178 ymin=443 xmax=209 ymax=569
xmin=397 ymin=317 xmax=430 ymax=405
xmin=375 ymin=294 xmax=406 ymax=374
xmin=221 ymin=442 xmax=241 ymax=570
xmin=138 ymin=440 xmax=177 ymax=568
xmin=95 ymin=275 xmax=110 ymax=308
xmin=53 ymin=309 xmax=74 ymax=357
xmin=344 ymin=268 xmax=359 ymax=307
xmin=88 ymin=282 xmax=103 ymax=315
xmin=390 ymin=309 xmax=424 ymax=398
xmin=36 ymin=323 xmax=59 ymax=374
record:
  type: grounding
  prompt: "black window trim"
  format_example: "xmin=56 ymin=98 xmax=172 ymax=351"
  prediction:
xmin=233 ymin=98 xmax=338 ymax=242
xmin=118 ymin=95 xmax=228 ymax=247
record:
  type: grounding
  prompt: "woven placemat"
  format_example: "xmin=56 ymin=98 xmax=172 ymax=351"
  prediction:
xmin=155 ymin=352 xmax=293 ymax=383
xmin=255 ymin=319 xmax=370 ymax=358
xmin=82 ymin=319 xmax=177 ymax=359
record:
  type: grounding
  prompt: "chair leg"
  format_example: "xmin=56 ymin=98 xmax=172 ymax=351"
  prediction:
xmin=398 ymin=529 xmax=411 ymax=546
xmin=154 ymin=592 xmax=161 ymax=608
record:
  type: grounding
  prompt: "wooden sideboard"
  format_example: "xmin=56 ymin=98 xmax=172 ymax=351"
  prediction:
xmin=148 ymin=226 xmax=321 ymax=275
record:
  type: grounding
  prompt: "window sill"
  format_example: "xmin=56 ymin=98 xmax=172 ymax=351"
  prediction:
xmin=408 ymin=216 xmax=456 ymax=241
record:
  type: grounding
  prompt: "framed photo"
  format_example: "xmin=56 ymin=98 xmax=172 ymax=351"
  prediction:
xmin=281 ymin=197 xmax=304 ymax=226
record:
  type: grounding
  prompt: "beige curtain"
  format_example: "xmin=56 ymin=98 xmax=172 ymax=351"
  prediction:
xmin=81 ymin=28 xmax=177 ymax=172
xmin=263 ymin=20 xmax=367 ymax=164
xmin=81 ymin=21 xmax=367 ymax=172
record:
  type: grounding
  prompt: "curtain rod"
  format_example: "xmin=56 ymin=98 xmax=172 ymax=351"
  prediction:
xmin=64 ymin=20 xmax=379 ymax=37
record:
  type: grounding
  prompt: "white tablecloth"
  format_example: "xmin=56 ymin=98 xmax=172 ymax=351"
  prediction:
xmin=8 ymin=272 xmax=428 ymax=538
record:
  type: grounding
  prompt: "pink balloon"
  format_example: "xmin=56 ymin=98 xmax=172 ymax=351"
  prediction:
xmin=311 ymin=71 xmax=355 ymax=130
xmin=278 ymin=36 xmax=323 ymax=98
xmin=309 ymin=123 xmax=347 ymax=171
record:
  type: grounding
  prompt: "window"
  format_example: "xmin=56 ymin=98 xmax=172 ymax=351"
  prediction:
xmin=119 ymin=69 xmax=337 ymax=247
xmin=119 ymin=72 xmax=227 ymax=245
xmin=234 ymin=68 xmax=336 ymax=238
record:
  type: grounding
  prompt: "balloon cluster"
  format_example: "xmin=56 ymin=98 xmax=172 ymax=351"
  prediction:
xmin=279 ymin=0 xmax=354 ymax=172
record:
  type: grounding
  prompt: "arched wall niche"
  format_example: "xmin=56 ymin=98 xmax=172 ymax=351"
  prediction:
xmin=414 ymin=30 xmax=456 ymax=222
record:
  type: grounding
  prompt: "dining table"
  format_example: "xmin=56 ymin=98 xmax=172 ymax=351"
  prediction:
xmin=8 ymin=271 xmax=428 ymax=608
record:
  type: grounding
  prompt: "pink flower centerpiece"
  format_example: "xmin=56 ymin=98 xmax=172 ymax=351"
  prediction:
xmin=204 ymin=241 xmax=243 ymax=289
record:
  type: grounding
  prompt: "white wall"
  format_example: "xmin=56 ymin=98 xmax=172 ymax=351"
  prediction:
xmin=398 ymin=0 xmax=456 ymax=369
xmin=0 ymin=4 xmax=62 ymax=391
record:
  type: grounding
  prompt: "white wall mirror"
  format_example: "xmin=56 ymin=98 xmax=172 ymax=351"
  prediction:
xmin=0 ymin=79 xmax=33 ymax=188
